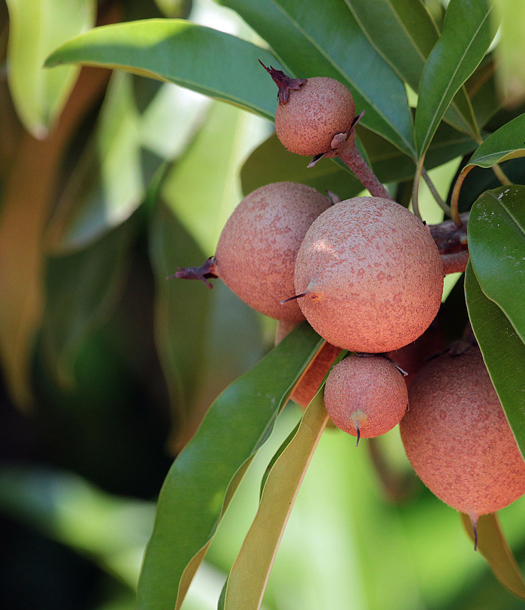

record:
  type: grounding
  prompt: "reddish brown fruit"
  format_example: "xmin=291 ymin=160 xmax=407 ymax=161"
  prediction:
xmin=400 ymin=347 xmax=525 ymax=519
xmin=294 ymin=197 xmax=444 ymax=352
xmin=215 ymin=182 xmax=331 ymax=322
xmin=324 ymin=356 xmax=408 ymax=443
xmin=275 ymin=320 xmax=340 ymax=407
xmin=275 ymin=77 xmax=356 ymax=157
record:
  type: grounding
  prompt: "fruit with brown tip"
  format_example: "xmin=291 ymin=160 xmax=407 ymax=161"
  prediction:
xmin=324 ymin=355 xmax=408 ymax=444
xmin=294 ymin=196 xmax=444 ymax=352
xmin=215 ymin=182 xmax=331 ymax=322
xmin=400 ymin=347 xmax=525 ymax=520
xmin=275 ymin=77 xmax=356 ymax=157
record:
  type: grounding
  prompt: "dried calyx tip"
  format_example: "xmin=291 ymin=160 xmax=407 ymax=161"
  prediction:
xmin=280 ymin=291 xmax=308 ymax=305
xmin=356 ymin=426 xmax=361 ymax=447
xmin=258 ymin=60 xmax=306 ymax=104
xmin=470 ymin=514 xmax=479 ymax=552
xmin=168 ymin=256 xmax=219 ymax=289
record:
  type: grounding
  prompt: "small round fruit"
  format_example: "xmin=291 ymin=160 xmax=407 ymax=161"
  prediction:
xmin=324 ymin=355 xmax=408 ymax=442
xmin=400 ymin=347 xmax=525 ymax=518
xmin=215 ymin=182 xmax=331 ymax=322
xmin=275 ymin=320 xmax=340 ymax=407
xmin=294 ymin=197 xmax=444 ymax=352
xmin=275 ymin=77 xmax=355 ymax=157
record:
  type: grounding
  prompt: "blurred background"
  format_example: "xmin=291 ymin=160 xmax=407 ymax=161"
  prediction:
xmin=1 ymin=1 xmax=525 ymax=609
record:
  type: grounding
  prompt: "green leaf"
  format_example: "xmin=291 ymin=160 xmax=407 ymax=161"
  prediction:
xmin=460 ymin=512 xmax=525 ymax=600
xmin=343 ymin=0 xmax=477 ymax=138
xmin=45 ymin=19 xmax=282 ymax=121
xmin=465 ymin=111 xmax=525 ymax=168
xmin=468 ymin=186 xmax=525 ymax=345
xmin=219 ymin=0 xmax=416 ymax=157
xmin=241 ymin=122 xmax=476 ymax=196
xmin=136 ymin=323 xmax=324 ymax=610
xmin=415 ymin=0 xmax=496 ymax=156
xmin=222 ymin=391 xmax=329 ymax=610
xmin=6 ymin=0 xmax=95 ymax=137
xmin=493 ymin=0 xmax=525 ymax=107
xmin=465 ymin=261 xmax=525 ymax=459
xmin=467 ymin=57 xmax=501 ymax=128
xmin=41 ymin=216 xmax=136 ymax=388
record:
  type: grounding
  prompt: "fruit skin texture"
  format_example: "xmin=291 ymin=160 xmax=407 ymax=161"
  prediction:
xmin=324 ymin=355 xmax=408 ymax=439
xmin=294 ymin=197 xmax=444 ymax=352
xmin=275 ymin=320 xmax=340 ymax=408
xmin=275 ymin=77 xmax=355 ymax=157
xmin=215 ymin=182 xmax=331 ymax=322
xmin=400 ymin=347 xmax=525 ymax=517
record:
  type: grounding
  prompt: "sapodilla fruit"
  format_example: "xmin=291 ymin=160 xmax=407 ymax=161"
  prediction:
xmin=275 ymin=320 xmax=340 ymax=408
xmin=275 ymin=77 xmax=356 ymax=157
xmin=215 ymin=182 xmax=331 ymax=322
xmin=294 ymin=197 xmax=444 ymax=352
xmin=400 ymin=347 xmax=525 ymax=521
xmin=324 ymin=355 xmax=408 ymax=444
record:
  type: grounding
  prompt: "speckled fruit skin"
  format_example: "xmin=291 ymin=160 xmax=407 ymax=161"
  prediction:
xmin=400 ymin=347 xmax=525 ymax=517
xmin=275 ymin=320 xmax=340 ymax=407
xmin=324 ymin=356 xmax=408 ymax=438
xmin=275 ymin=77 xmax=355 ymax=157
xmin=215 ymin=182 xmax=331 ymax=322
xmin=294 ymin=197 xmax=444 ymax=352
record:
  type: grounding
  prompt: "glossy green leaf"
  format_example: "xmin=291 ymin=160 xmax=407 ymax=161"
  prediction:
xmin=41 ymin=216 xmax=135 ymax=388
xmin=460 ymin=512 xmax=525 ymax=600
xmin=222 ymin=391 xmax=329 ymax=610
xmin=465 ymin=112 xmax=525 ymax=168
xmin=6 ymin=0 xmax=95 ymax=137
xmin=45 ymin=19 xmax=282 ymax=121
xmin=219 ymin=0 xmax=416 ymax=157
xmin=415 ymin=0 xmax=496 ymax=156
xmin=468 ymin=186 xmax=525 ymax=344
xmin=344 ymin=0 xmax=478 ymax=139
xmin=465 ymin=261 xmax=525 ymax=458
xmin=241 ymin=122 xmax=477 ymax=196
xmin=467 ymin=57 xmax=501 ymax=128
xmin=136 ymin=323 xmax=324 ymax=610
xmin=493 ymin=0 xmax=525 ymax=107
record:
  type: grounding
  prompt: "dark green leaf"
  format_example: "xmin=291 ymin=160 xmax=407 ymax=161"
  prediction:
xmin=45 ymin=19 xmax=282 ymax=121
xmin=136 ymin=323 xmax=324 ymax=610
xmin=468 ymin=186 xmax=525 ymax=344
xmin=467 ymin=57 xmax=501 ymax=128
xmin=219 ymin=0 xmax=416 ymax=157
xmin=460 ymin=512 xmax=525 ymax=600
xmin=241 ymin=122 xmax=476 ymax=196
xmin=466 ymin=111 xmax=525 ymax=168
xmin=6 ymin=0 xmax=96 ymax=137
xmin=41 ymin=216 xmax=136 ymax=388
xmin=415 ymin=0 xmax=495 ymax=156
xmin=222 ymin=391 xmax=329 ymax=610
xmin=344 ymin=0 xmax=477 ymax=138
xmin=465 ymin=261 xmax=525 ymax=459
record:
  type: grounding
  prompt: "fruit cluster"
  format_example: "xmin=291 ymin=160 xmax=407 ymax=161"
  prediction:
xmin=173 ymin=68 xmax=525 ymax=544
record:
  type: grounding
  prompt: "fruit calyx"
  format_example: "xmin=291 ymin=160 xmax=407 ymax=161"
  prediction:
xmin=168 ymin=256 xmax=219 ymax=288
xmin=259 ymin=60 xmax=306 ymax=104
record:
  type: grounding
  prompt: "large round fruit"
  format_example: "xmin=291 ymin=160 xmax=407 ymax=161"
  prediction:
xmin=400 ymin=347 xmax=525 ymax=517
xmin=275 ymin=77 xmax=355 ymax=157
xmin=294 ymin=197 xmax=444 ymax=352
xmin=215 ymin=182 xmax=331 ymax=322
xmin=324 ymin=355 xmax=407 ymax=441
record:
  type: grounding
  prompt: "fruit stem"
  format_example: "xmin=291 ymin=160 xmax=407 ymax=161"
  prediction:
xmin=421 ymin=168 xmax=451 ymax=216
xmin=429 ymin=213 xmax=469 ymax=255
xmin=441 ymin=250 xmax=469 ymax=275
xmin=338 ymin=143 xmax=392 ymax=200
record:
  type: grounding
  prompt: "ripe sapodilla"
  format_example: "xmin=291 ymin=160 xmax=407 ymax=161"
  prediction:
xmin=274 ymin=77 xmax=356 ymax=157
xmin=215 ymin=182 xmax=331 ymax=322
xmin=400 ymin=347 xmax=525 ymax=525
xmin=324 ymin=355 xmax=408 ymax=445
xmin=293 ymin=197 xmax=444 ymax=352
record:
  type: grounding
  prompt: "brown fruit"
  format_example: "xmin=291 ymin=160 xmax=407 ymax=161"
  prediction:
xmin=294 ymin=197 xmax=444 ymax=352
xmin=275 ymin=77 xmax=356 ymax=157
xmin=400 ymin=347 xmax=525 ymax=518
xmin=215 ymin=182 xmax=331 ymax=322
xmin=324 ymin=355 xmax=408 ymax=442
xmin=275 ymin=320 xmax=340 ymax=408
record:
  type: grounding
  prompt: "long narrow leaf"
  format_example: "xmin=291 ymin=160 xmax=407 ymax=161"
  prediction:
xmin=222 ymin=391 xmax=329 ymax=610
xmin=136 ymin=323 xmax=325 ymax=610
xmin=45 ymin=20 xmax=283 ymax=121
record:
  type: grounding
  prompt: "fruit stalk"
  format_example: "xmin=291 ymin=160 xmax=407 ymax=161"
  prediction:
xmin=337 ymin=142 xmax=392 ymax=200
